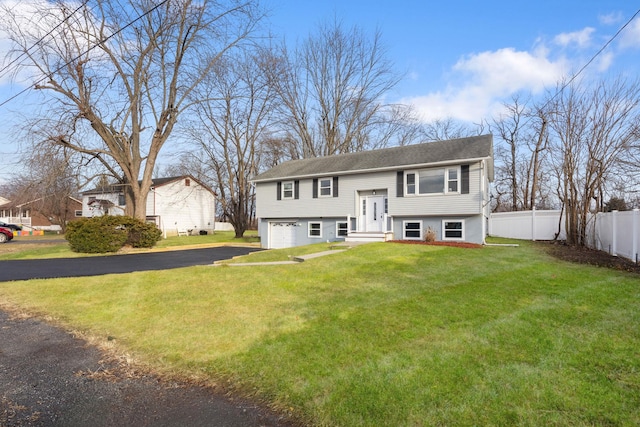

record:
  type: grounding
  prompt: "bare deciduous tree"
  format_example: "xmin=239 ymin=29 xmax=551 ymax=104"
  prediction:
xmin=1 ymin=0 xmax=262 ymax=220
xmin=186 ymin=50 xmax=273 ymax=237
xmin=268 ymin=18 xmax=414 ymax=158
xmin=547 ymin=77 xmax=640 ymax=246
xmin=2 ymin=146 xmax=83 ymax=231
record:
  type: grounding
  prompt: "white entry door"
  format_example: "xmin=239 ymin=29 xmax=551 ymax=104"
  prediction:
xmin=365 ymin=196 xmax=385 ymax=232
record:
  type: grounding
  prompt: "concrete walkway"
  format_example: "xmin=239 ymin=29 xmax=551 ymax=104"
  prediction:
xmin=218 ymin=249 xmax=347 ymax=266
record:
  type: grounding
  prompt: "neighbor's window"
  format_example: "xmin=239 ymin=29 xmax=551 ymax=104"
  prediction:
xmin=75 ymin=210 xmax=83 ymax=217
xmin=118 ymin=194 xmax=126 ymax=206
xmin=403 ymin=221 xmax=422 ymax=240
xmin=308 ymin=222 xmax=322 ymax=238
xmin=185 ymin=178 xmax=191 ymax=186
xmin=336 ymin=221 xmax=348 ymax=237
xmin=319 ymin=178 xmax=333 ymax=197
xmin=442 ymin=220 xmax=464 ymax=240
xmin=406 ymin=167 xmax=460 ymax=195
xmin=282 ymin=181 xmax=294 ymax=199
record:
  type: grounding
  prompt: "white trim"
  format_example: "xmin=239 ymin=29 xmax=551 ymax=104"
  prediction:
xmin=442 ymin=219 xmax=465 ymax=240
xmin=308 ymin=221 xmax=322 ymax=238
xmin=404 ymin=166 xmax=461 ymax=196
xmin=403 ymin=220 xmax=422 ymax=240
xmin=281 ymin=181 xmax=294 ymax=199
xmin=318 ymin=177 xmax=333 ymax=197
xmin=336 ymin=221 xmax=348 ymax=238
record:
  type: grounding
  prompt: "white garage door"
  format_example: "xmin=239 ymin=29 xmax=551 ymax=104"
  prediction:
xmin=269 ymin=222 xmax=297 ymax=249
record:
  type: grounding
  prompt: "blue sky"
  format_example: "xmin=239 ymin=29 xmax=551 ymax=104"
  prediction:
xmin=0 ymin=0 xmax=638 ymax=183
xmin=268 ymin=0 xmax=640 ymax=121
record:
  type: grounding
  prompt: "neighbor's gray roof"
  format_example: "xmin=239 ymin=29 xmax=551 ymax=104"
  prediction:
xmin=253 ymin=134 xmax=493 ymax=182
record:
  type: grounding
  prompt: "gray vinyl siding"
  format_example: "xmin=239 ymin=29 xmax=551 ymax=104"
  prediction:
xmin=258 ymin=217 xmax=349 ymax=248
xmin=256 ymin=162 xmax=484 ymax=220
xmin=390 ymin=162 xmax=484 ymax=216
xmin=392 ymin=215 xmax=485 ymax=244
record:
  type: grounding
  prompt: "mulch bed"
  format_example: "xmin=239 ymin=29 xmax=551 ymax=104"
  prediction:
xmin=388 ymin=240 xmax=483 ymax=249
xmin=537 ymin=240 xmax=640 ymax=274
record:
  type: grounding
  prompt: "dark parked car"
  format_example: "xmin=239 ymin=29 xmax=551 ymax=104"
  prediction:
xmin=0 ymin=221 xmax=22 ymax=231
xmin=0 ymin=226 xmax=13 ymax=243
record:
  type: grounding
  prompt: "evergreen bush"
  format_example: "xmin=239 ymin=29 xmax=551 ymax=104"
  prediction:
xmin=66 ymin=215 xmax=161 ymax=253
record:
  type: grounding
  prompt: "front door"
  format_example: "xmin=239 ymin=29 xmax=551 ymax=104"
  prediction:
xmin=365 ymin=196 xmax=385 ymax=232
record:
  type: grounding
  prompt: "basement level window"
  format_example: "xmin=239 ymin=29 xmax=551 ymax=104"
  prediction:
xmin=403 ymin=221 xmax=422 ymax=240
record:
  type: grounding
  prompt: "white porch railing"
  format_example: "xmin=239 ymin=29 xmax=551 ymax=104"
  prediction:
xmin=0 ymin=217 xmax=32 ymax=227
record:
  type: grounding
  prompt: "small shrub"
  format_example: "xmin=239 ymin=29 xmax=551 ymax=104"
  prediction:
xmin=66 ymin=215 xmax=161 ymax=253
xmin=424 ymin=226 xmax=437 ymax=242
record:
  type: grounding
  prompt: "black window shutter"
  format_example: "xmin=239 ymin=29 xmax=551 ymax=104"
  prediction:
xmin=461 ymin=165 xmax=470 ymax=194
xmin=333 ymin=177 xmax=339 ymax=197
xmin=312 ymin=179 xmax=318 ymax=198
xmin=294 ymin=180 xmax=300 ymax=199
xmin=396 ymin=171 xmax=404 ymax=197
xmin=277 ymin=181 xmax=282 ymax=200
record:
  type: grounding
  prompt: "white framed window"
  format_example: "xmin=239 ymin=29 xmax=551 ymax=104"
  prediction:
xmin=336 ymin=221 xmax=348 ymax=237
xmin=282 ymin=181 xmax=294 ymax=199
xmin=447 ymin=168 xmax=459 ymax=193
xmin=75 ymin=210 xmax=83 ymax=217
xmin=319 ymin=178 xmax=333 ymax=197
xmin=308 ymin=222 xmax=322 ymax=238
xmin=405 ymin=167 xmax=460 ymax=195
xmin=442 ymin=220 xmax=465 ymax=240
xmin=406 ymin=173 xmax=416 ymax=195
xmin=403 ymin=221 xmax=422 ymax=240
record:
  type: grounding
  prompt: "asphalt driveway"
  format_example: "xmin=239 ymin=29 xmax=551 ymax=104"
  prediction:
xmin=0 ymin=246 xmax=260 ymax=282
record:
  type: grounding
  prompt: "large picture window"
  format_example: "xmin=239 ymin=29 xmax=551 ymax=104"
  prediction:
xmin=406 ymin=167 xmax=461 ymax=195
xmin=442 ymin=220 xmax=465 ymax=240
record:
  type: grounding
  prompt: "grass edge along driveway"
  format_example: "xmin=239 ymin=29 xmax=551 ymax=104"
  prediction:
xmin=0 ymin=241 xmax=638 ymax=426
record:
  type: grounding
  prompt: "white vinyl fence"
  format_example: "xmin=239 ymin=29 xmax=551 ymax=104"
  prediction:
xmin=489 ymin=209 xmax=640 ymax=263
xmin=488 ymin=209 xmax=566 ymax=241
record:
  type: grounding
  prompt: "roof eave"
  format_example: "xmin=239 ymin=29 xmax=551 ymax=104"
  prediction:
xmin=251 ymin=156 xmax=493 ymax=184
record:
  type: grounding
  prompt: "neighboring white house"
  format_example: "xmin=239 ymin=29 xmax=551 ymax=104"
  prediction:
xmin=252 ymin=135 xmax=494 ymax=249
xmin=81 ymin=176 xmax=217 ymax=236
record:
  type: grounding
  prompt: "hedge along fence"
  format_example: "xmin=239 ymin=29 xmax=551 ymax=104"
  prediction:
xmin=489 ymin=209 xmax=640 ymax=263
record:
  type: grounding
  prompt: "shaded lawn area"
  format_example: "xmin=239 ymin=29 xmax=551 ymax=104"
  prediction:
xmin=0 ymin=241 xmax=638 ymax=426
xmin=0 ymin=231 xmax=258 ymax=260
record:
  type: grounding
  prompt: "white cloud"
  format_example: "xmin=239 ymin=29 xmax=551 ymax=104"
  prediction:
xmin=599 ymin=12 xmax=624 ymax=25
xmin=403 ymin=47 xmax=567 ymax=123
xmin=553 ymin=27 xmax=595 ymax=48
xmin=618 ymin=17 xmax=640 ymax=49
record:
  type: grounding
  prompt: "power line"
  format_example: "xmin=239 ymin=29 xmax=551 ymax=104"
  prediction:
xmin=541 ymin=7 xmax=640 ymax=110
xmin=0 ymin=0 xmax=170 ymax=109
xmin=0 ymin=0 xmax=90 ymax=81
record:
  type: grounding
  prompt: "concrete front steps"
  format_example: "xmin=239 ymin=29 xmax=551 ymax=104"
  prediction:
xmin=345 ymin=231 xmax=394 ymax=243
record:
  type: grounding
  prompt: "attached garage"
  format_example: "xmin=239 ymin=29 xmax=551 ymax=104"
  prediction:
xmin=269 ymin=221 xmax=298 ymax=249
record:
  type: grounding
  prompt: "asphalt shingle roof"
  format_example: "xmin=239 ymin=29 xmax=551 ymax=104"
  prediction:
xmin=252 ymin=134 xmax=493 ymax=182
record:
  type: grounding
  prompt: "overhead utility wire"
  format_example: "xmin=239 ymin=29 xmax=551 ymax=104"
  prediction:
xmin=0 ymin=0 xmax=90 ymax=80
xmin=0 ymin=0 xmax=170 ymax=109
xmin=542 ymin=7 xmax=640 ymax=109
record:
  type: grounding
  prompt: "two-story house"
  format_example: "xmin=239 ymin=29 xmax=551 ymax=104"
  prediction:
xmin=252 ymin=135 xmax=494 ymax=249
xmin=81 ymin=175 xmax=217 ymax=235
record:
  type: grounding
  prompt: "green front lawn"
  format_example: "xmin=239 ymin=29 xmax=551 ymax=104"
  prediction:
xmin=0 ymin=241 xmax=638 ymax=426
